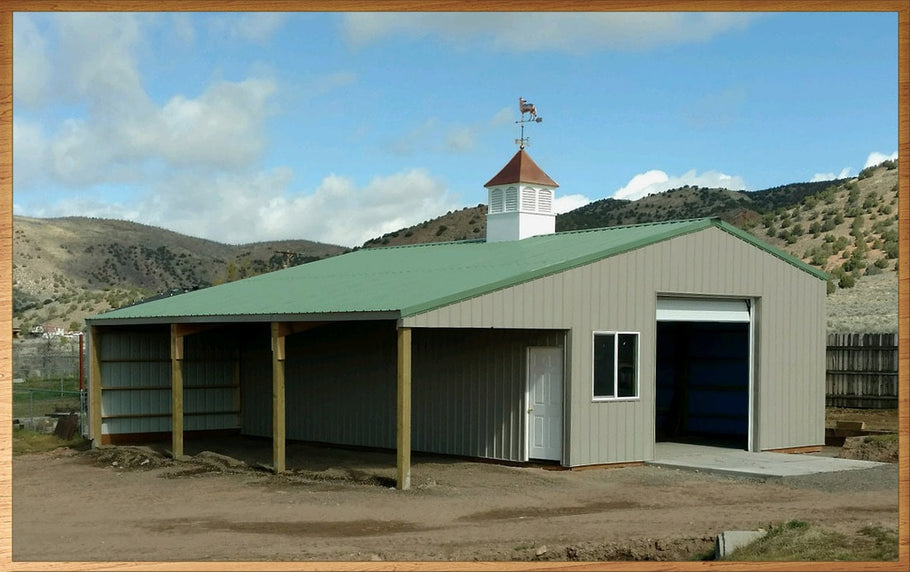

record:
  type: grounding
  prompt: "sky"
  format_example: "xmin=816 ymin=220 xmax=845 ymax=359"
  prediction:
xmin=12 ymin=11 xmax=900 ymax=248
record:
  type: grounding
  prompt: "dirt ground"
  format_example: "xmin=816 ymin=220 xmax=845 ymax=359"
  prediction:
xmin=826 ymin=407 xmax=900 ymax=432
xmin=11 ymin=436 xmax=900 ymax=563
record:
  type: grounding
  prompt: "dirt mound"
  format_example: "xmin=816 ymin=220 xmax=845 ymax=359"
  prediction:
xmin=513 ymin=535 xmax=716 ymax=561
xmin=84 ymin=446 xmax=171 ymax=470
xmin=839 ymin=435 xmax=898 ymax=463
xmin=270 ymin=466 xmax=397 ymax=488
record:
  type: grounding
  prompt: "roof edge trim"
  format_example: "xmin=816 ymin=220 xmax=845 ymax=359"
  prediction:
xmin=86 ymin=310 xmax=401 ymax=326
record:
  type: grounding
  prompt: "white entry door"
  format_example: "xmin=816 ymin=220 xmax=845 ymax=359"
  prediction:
xmin=527 ymin=347 xmax=564 ymax=461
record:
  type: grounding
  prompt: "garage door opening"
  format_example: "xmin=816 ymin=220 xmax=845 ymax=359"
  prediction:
xmin=656 ymin=298 xmax=752 ymax=450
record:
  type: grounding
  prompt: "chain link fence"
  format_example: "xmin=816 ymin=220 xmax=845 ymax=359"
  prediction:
xmin=12 ymin=335 xmax=87 ymax=436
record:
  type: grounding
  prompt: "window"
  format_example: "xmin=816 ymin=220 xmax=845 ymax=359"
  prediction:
xmin=593 ymin=332 xmax=639 ymax=400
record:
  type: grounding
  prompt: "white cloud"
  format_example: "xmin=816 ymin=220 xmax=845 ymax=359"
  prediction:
xmin=21 ymin=167 xmax=456 ymax=248
xmin=171 ymin=13 xmax=196 ymax=45
xmin=387 ymin=107 xmax=516 ymax=156
xmin=12 ymin=14 xmax=52 ymax=107
xmin=155 ymin=168 xmax=456 ymax=247
xmin=210 ymin=13 xmax=287 ymax=43
xmin=57 ymin=13 xmax=146 ymax=108
xmin=153 ymin=78 xmax=276 ymax=167
xmin=864 ymin=151 xmax=898 ymax=168
xmin=490 ymin=107 xmax=514 ymax=126
xmin=613 ymin=169 xmax=746 ymax=201
xmin=554 ymin=194 xmax=592 ymax=214
xmin=309 ymin=71 xmax=358 ymax=96
xmin=343 ymin=12 xmax=757 ymax=53
xmin=445 ymin=126 xmax=476 ymax=152
xmin=12 ymin=121 xmax=48 ymax=188
xmin=810 ymin=168 xmax=852 ymax=182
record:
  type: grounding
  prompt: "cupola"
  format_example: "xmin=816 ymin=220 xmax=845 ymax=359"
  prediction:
xmin=484 ymin=148 xmax=559 ymax=242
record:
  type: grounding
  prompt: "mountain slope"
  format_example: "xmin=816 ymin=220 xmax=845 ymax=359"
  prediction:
xmin=12 ymin=216 xmax=347 ymax=330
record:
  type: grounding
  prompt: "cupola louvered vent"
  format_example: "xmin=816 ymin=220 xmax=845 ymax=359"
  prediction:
xmin=504 ymin=187 xmax=518 ymax=212
xmin=538 ymin=189 xmax=552 ymax=213
xmin=490 ymin=188 xmax=504 ymax=214
xmin=521 ymin=187 xmax=537 ymax=210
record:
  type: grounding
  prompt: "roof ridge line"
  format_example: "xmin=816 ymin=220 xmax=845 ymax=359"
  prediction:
xmin=553 ymin=217 xmax=716 ymax=236
xmin=361 ymin=238 xmax=485 ymax=251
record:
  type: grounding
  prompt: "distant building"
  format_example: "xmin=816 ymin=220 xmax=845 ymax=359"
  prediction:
xmin=40 ymin=324 xmax=65 ymax=338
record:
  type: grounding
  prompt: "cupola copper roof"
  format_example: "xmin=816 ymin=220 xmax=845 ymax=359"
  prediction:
xmin=484 ymin=149 xmax=559 ymax=188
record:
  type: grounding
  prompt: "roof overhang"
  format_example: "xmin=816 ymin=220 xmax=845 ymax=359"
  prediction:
xmin=85 ymin=310 xmax=401 ymax=327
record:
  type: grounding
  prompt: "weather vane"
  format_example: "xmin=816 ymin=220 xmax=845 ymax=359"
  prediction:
xmin=515 ymin=97 xmax=542 ymax=149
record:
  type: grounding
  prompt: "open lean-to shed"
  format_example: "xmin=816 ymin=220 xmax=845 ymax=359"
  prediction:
xmin=85 ymin=150 xmax=828 ymax=489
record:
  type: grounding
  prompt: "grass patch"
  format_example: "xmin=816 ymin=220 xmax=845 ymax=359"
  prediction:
xmin=863 ymin=434 xmax=898 ymax=445
xmin=725 ymin=520 xmax=898 ymax=561
xmin=12 ymin=428 xmax=89 ymax=456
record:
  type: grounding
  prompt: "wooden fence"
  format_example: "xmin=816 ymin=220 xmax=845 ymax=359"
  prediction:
xmin=826 ymin=333 xmax=898 ymax=408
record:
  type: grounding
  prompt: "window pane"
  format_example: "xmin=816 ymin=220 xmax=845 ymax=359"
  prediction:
xmin=617 ymin=333 xmax=637 ymax=397
xmin=593 ymin=334 xmax=615 ymax=398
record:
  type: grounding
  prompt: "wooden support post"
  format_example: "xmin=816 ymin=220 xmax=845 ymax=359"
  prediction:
xmin=396 ymin=327 xmax=412 ymax=490
xmin=271 ymin=322 xmax=286 ymax=474
xmin=89 ymin=326 xmax=103 ymax=447
xmin=170 ymin=324 xmax=184 ymax=458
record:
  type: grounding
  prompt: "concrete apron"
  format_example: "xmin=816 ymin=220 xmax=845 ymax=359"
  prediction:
xmin=648 ymin=442 xmax=887 ymax=478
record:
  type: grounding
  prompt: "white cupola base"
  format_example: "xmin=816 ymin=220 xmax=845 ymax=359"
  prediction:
xmin=487 ymin=211 xmax=555 ymax=242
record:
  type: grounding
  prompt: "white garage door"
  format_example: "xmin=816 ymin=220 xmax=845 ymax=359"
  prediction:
xmin=656 ymin=298 xmax=750 ymax=323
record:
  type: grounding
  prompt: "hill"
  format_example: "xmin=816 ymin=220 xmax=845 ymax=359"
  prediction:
xmin=12 ymin=216 xmax=347 ymax=332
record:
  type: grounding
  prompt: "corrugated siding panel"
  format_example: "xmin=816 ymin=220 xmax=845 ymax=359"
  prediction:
xmin=411 ymin=329 xmax=564 ymax=462
xmin=99 ymin=327 xmax=244 ymax=435
xmin=99 ymin=328 xmax=170 ymax=435
xmin=406 ymin=227 xmax=825 ymax=465
xmin=283 ymin=322 xmax=397 ymax=448
xmin=182 ymin=331 xmax=241 ymax=431
xmin=240 ymin=349 xmax=271 ymax=437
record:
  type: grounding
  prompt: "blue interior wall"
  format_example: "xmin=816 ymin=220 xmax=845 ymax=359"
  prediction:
xmin=656 ymin=322 xmax=749 ymax=447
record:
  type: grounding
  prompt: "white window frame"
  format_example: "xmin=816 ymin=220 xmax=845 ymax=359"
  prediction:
xmin=592 ymin=331 xmax=640 ymax=402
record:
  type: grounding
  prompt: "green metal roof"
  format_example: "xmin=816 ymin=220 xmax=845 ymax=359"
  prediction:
xmin=87 ymin=218 xmax=826 ymax=324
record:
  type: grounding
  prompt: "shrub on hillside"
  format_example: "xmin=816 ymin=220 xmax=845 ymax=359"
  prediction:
xmin=838 ymin=274 xmax=856 ymax=289
xmin=864 ymin=264 xmax=882 ymax=276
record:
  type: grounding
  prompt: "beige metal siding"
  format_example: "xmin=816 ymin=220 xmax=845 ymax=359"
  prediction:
xmin=239 ymin=323 xmax=563 ymax=462
xmin=405 ymin=227 xmax=826 ymax=465
xmin=411 ymin=329 xmax=564 ymax=462
xmin=283 ymin=322 xmax=397 ymax=448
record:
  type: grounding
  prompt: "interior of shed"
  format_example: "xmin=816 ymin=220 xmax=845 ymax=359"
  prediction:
xmin=655 ymin=321 xmax=750 ymax=449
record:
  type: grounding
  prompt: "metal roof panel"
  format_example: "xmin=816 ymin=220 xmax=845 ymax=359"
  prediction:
xmin=87 ymin=218 xmax=824 ymax=324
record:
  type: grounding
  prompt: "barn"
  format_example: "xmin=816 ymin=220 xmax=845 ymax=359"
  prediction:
xmin=85 ymin=149 xmax=827 ymax=489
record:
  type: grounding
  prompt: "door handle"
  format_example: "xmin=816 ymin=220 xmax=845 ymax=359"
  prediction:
xmin=527 ymin=407 xmax=534 ymax=413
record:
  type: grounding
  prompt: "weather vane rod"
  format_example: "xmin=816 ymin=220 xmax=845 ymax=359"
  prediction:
xmin=515 ymin=97 xmax=543 ymax=149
